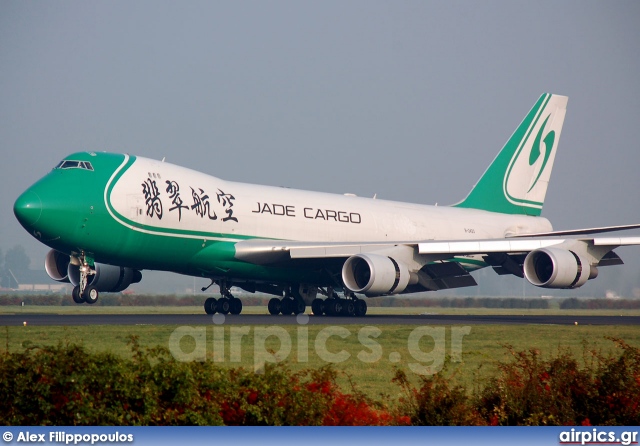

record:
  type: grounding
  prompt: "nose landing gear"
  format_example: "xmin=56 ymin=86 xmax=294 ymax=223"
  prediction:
xmin=71 ymin=255 xmax=99 ymax=305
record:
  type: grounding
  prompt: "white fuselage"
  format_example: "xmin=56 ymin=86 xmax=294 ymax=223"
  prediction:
xmin=108 ymin=155 xmax=554 ymax=244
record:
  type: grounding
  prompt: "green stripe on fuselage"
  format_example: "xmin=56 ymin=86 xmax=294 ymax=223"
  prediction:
xmin=36 ymin=153 xmax=321 ymax=285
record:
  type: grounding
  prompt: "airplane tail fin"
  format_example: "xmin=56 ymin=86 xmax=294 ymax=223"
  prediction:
xmin=454 ymin=93 xmax=568 ymax=216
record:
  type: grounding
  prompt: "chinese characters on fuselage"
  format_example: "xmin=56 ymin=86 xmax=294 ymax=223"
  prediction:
xmin=141 ymin=177 xmax=237 ymax=223
xmin=165 ymin=180 xmax=188 ymax=221
xmin=142 ymin=178 xmax=163 ymax=219
xmin=190 ymin=187 xmax=217 ymax=220
xmin=140 ymin=179 xmax=361 ymax=225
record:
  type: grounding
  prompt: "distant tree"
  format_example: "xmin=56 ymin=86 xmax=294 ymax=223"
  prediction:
xmin=4 ymin=245 xmax=30 ymax=272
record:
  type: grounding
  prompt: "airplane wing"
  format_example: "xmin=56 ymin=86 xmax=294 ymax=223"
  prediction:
xmin=416 ymin=236 xmax=640 ymax=255
xmin=234 ymin=236 xmax=640 ymax=262
xmin=233 ymin=239 xmax=415 ymax=264
xmin=232 ymin=235 xmax=640 ymax=293
xmin=232 ymin=238 xmax=483 ymax=291
xmin=506 ymin=223 xmax=640 ymax=237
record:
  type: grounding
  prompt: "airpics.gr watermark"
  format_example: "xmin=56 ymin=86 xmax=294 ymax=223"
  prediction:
xmin=168 ymin=314 xmax=472 ymax=375
xmin=559 ymin=428 xmax=638 ymax=446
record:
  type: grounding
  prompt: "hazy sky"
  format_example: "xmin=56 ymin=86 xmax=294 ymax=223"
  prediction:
xmin=1 ymin=1 xmax=639 ymax=294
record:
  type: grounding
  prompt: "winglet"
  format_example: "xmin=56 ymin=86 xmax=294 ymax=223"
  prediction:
xmin=454 ymin=93 xmax=568 ymax=216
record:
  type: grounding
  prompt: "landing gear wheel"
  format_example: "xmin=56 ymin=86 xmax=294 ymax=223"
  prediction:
xmin=343 ymin=300 xmax=356 ymax=316
xmin=268 ymin=297 xmax=281 ymax=315
xmin=354 ymin=299 xmax=367 ymax=317
xmin=217 ymin=297 xmax=230 ymax=315
xmin=324 ymin=299 xmax=334 ymax=316
xmin=204 ymin=297 xmax=217 ymax=315
xmin=333 ymin=299 xmax=343 ymax=315
xmin=325 ymin=299 xmax=342 ymax=316
xmin=72 ymin=286 xmax=85 ymax=304
xmin=229 ymin=297 xmax=243 ymax=315
xmin=83 ymin=286 xmax=99 ymax=305
xmin=280 ymin=298 xmax=293 ymax=315
xmin=293 ymin=299 xmax=306 ymax=315
xmin=311 ymin=298 xmax=324 ymax=316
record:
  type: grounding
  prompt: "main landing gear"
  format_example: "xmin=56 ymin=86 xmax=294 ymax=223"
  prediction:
xmin=203 ymin=280 xmax=243 ymax=315
xmin=310 ymin=288 xmax=367 ymax=317
xmin=71 ymin=255 xmax=99 ymax=305
xmin=267 ymin=287 xmax=306 ymax=316
xmin=265 ymin=287 xmax=368 ymax=317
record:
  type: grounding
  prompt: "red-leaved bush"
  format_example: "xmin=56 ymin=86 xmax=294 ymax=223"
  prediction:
xmin=0 ymin=336 xmax=638 ymax=425
xmin=476 ymin=338 xmax=640 ymax=425
xmin=0 ymin=336 xmax=406 ymax=426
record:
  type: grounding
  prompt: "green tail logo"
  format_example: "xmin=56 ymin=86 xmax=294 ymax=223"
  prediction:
xmin=452 ymin=93 xmax=568 ymax=216
xmin=527 ymin=114 xmax=555 ymax=193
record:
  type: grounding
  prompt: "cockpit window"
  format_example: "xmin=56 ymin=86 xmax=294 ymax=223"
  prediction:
xmin=55 ymin=160 xmax=94 ymax=171
xmin=60 ymin=161 xmax=79 ymax=169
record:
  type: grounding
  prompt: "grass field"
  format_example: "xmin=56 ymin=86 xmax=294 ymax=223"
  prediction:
xmin=3 ymin=305 xmax=639 ymax=398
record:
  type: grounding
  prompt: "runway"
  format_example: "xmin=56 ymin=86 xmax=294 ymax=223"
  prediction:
xmin=1 ymin=313 xmax=640 ymax=326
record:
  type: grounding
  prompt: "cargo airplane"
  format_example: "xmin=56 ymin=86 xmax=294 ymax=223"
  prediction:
xmin=13 ymin=94 xmax=640 ymax=316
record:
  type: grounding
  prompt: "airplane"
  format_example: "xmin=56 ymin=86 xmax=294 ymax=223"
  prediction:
xmin=13 ymin=93 xmax=640 ymax=317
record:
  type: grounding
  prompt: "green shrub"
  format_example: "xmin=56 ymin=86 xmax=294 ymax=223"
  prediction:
xmin=1 ymin=337 xmax=638 ymax=425
xmin=388 ymin=339 xmax=640 ymax=426
xmin=0 ymin=337 xmax=224 ymax=425
xmin=477 ymin=339 xmax=640 ymax=425
xmin=0 ymin=337 xmax=406 ymax=426
xmin=393 ymin=368 xmax=483 ymax=425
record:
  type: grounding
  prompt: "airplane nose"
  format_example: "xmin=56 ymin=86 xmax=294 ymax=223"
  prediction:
xmin=14 ymin=190 xmax=42 ymax=228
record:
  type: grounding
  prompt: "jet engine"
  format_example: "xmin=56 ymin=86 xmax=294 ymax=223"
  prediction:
xmin=45 ymin=249 xmax=142 ymax=292
xmin=44 ymin=249 xmax=71 ymax=282
xmin=342 ymin=253 xmax=410 ymax=296
xmin=523 ymin=247 xmax=596 ymax=289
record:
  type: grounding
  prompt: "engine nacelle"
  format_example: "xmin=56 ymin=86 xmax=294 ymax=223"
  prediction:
xmin=47 ymin=250 xmax=142 ymax=292
xmin=342 ymin=253 xmax=410 ymax=296
xmin=45 ymin=250 xmax=71 ymax=282
xmin=523 ymin=248 xmax=594 ymax=289
xmin=67 ymin=261 xmax=142 ymax=292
